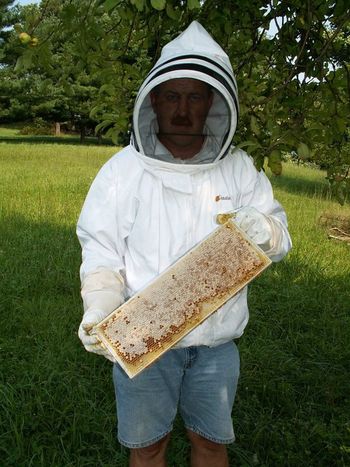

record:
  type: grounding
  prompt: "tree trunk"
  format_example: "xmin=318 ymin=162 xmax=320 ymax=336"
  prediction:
xmin=55 ymin=122 xmax=61 ymax=136
xmin=80 ymin=125 xmax=86 ymax=144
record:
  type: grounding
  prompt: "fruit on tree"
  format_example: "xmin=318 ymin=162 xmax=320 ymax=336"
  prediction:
xmin=29 ymin=37 xmax=39 ymax=47
xmin=19 ymin=32 xmax=32 ymax=44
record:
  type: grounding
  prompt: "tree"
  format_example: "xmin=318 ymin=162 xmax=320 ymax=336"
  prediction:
xmin=4 ymin=0 xmax=350 ymax=200
xmin=0 ymin=1 xmax=101 ymax=140
xmin=0 ymin=1 xmax=16 ymax=58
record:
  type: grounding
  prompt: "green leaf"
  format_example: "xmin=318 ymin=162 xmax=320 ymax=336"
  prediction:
xmin=99 ymin=84 xmax=115 ymax=95
xmin=236 ymin=140 xmax=262 ymax=151
xmin=166 ymin=3 xmax=181 ymax=20
xmin=250 ymin=116 xmax=260 ymax=135
xmin=254 ymin=155 xmax=265 ymax=172
xmin=268 ymin=150 xmax=282 ymax=176
xmin=104 ymin=0 xmax=120 ymax=12
xmin=336 ymin=118 xmax=346 ymax=133
xmin=187 ymin=0 xmax=200 ymax=10
xmin=14 ymin=23 xmax=23 ymax=34
xmin=119 ymin=7 xmax=134 ymax=20
xmin=151 ymin=0 xmax=166 ymax=10
xmin=336 ymin=181 xmax=347 ymax=205
xmin=131 ymin=0 xmax=146 ymax=11
xmin=95 ymin=120 xmax=111 ymax=134
xmin=296 ymin=16 xmax=307 ymax=30
xmin=14 ymin=50 xmax=34 ymax=71
xmin=306 ymin=122 xmax=324 ymax=131
xmin=224 ymin=21 xmax=233 ymax=36
xmin=297 ymin=142 xmax=310 ymax=160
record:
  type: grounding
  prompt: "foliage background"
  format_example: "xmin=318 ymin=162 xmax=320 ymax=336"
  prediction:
xmin=0 ymin=0 xmax=349 ymax=200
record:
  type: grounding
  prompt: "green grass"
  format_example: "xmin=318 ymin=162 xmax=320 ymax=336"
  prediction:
xmin=0 ymin=142 xmax=349 ymax=466
xmin=0 ymin=126 xmax=19 ymax=137
xmin=237 ymin=163 xmax=350 ymax=466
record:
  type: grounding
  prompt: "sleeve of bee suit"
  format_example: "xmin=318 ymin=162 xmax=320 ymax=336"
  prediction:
xmin=76 ymin=159 xmax=127 ymax=280
xmin=76 ymin=158 xmax=127 ymax=361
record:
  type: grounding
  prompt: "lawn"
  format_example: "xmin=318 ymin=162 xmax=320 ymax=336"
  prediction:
xmin=0 ymin=142 xmax=349 ymax=466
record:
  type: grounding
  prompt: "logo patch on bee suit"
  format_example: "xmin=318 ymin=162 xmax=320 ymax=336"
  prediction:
xmin=215 ymin=195 xmax=232 ymax=202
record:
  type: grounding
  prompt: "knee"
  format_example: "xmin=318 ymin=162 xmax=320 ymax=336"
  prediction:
xmin=187 ymin=430 xmax=226 ymax=454
xmin=130 ymin=435 xmax=170 ymax=462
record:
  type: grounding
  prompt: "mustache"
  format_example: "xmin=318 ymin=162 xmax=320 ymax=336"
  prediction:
xmin=171 ymin=116 xmax=192 ymax=126
xmin=158 ymin=131 xmax=205 ymax=137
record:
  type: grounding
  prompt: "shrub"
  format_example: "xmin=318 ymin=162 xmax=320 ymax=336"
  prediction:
xmin=19 ymin=118 xmax=53 ymax=136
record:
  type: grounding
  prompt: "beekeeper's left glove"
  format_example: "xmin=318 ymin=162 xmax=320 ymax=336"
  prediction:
xmin=234 ymin=206 xmax=273 ymax=252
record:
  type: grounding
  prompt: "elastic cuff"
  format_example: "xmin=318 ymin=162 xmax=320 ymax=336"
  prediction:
xmin=263 ymin=215 xmax=282 ymax=257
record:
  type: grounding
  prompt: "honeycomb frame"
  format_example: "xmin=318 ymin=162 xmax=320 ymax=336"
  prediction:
xmin=93 ymin=220 xmax=271 ymax=378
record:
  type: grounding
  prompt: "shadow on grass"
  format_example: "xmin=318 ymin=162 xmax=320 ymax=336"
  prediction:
xmin=0 ymin=135 xmax=116 ymax=146
xmin=0 ymin=213 xmax=128 ymax=466
xmin=1 ymin=213 xmax=349 ymax=466
xmin=232 ymin=252 xmax=350 ymax=466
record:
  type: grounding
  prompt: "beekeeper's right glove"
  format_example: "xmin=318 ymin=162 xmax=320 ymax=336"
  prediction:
xmin=234 ymin=206 xmax=287 ymax=259
xmin=234 ymin=206 xmax=273 ymax=251
xmin=78 ymin=268 xmax=125 ymax=362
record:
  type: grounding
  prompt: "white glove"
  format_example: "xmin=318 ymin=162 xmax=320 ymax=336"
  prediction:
xmin=78 ymin=268 xmax=125 ymax=362
xmin=78 ymin=309 xmax=116 ymax=362
xmin=234 ymin=207 xmax=273 ymax=251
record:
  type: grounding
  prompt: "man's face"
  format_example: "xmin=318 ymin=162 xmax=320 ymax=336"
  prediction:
xmin=150 ymin=78 xmax=213 ymax=159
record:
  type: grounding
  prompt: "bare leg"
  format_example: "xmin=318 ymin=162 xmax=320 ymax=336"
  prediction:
xmin=129 ymin=434 xmax=171 ymax=467
xmin=187 ymin=430 xmax=229 ymax=467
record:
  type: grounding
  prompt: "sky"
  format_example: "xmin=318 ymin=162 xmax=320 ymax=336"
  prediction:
xmin=15 ymin=0 xmax=39 ymax=5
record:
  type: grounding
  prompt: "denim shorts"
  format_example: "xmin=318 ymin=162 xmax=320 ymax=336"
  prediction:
xmin=113 ymin=341 xmax=240 ymax=448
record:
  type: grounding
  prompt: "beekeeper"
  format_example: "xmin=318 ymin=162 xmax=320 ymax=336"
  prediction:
xmin=77 ymin=21 xmax=291 ymax=467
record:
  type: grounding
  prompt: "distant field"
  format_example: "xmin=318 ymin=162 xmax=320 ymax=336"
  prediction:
xmin=0 ymin=126 xmax=19 ymax=137
xmin=0 ymin=123 xmax=114 ymax=145
xmin=0 ymin=142 xmax=349 ymax=466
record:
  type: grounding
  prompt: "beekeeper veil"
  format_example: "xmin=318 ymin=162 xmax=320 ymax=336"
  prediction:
xmin=132 ymin=21 xmax=239 ymax=164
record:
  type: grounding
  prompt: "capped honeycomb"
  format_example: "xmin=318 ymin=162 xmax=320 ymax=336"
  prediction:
xmin=93 ymin=220 xmax=271 ymax=378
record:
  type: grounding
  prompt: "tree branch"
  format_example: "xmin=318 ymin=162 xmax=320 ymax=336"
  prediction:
xmin=315 ymin=11 xmax=350 ymax=64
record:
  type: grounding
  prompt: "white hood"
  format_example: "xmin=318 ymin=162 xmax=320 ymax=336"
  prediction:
xmin=132 ymin=21 xmax=239 ymax=163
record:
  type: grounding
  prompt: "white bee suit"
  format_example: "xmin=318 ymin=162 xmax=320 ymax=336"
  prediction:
xmin=77 ymin=21 xmax=292 ymax=351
